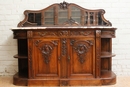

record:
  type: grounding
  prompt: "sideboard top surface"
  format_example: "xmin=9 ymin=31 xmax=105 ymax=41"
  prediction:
xmin=11 ymin=26 xmax=116 ymax=30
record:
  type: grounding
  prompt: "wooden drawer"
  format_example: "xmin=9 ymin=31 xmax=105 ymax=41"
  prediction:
xmin=32 ymin=30 xmax=59 ymax=38
xmin=32 ymin=30 xmax=95 ymax=38
xmin=13 ymin=30 xmax=27 ymax=39
xmin=70 ymin=30 xmax=95 ymax=37
xmin=101 ymin=30 xmax=115 ymax=38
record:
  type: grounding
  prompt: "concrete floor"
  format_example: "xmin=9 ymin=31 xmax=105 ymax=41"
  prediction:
xmin=0 ymin=76 xmax=130 ymax=87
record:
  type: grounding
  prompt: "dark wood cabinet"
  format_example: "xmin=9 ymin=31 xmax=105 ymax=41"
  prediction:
xmin=11 ymin=1 xmax=116 ymax=86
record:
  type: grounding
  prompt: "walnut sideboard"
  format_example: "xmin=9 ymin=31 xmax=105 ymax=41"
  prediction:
xmin=11 ymin=1 xmax=117 ymax=86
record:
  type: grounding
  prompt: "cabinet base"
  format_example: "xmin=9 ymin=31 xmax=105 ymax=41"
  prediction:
xmin=13 ymin=73 xmax=28 ymax=86
xmin=13 ymin=71 xmax=116 ymax=86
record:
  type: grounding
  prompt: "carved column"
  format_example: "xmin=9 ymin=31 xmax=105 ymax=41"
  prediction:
xmin=60 ymin=38 xmax=68 ymax=78
xmin=27 ymin=31 xmax=34 ymax=79
xmin=95 ymin=30 xmax=101 ymax=78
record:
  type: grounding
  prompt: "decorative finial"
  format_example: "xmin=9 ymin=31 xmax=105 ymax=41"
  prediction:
xmin=59 ymin=1 xmax=69 ymax=9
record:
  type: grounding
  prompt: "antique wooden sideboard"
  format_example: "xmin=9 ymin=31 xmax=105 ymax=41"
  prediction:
xmin=11 ymin=1 xmax=116 ymax=86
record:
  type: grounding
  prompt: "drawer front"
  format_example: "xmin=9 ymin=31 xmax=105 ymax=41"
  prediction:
xmin=70 ymin=30 xmax=95 ymax=37
xmin=33 ymin=30 xmax=59 ymax=38
xmin=101 ymin=30 xmax=115 ymax=38
xmin=32 ymin=30 xmax=95 ymax=38
xmin=13 ymin=30 xmax=27 ymax=39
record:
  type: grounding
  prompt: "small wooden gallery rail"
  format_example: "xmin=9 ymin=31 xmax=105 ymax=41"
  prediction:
xmin=11 ymin=1 xmax=116 ymax=86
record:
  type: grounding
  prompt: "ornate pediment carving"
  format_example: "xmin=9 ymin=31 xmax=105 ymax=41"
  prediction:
xmin=59 ymin=1 xmax=69 ymax=9
xmin=18 ymin=1 xmax=112 ymax=27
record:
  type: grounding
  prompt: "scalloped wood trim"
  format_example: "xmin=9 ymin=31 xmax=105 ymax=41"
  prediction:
xmin=18 ymin=1 xmax=112 ymax=27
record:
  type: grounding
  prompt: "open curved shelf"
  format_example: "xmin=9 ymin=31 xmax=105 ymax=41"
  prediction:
xmin=14 ymin=54 xmax=28 ymax=59
xmin=13 ymin=72 xmax=28 ymax=86
xmin=101 ymin=52 xmax=116 ymax=58
xmin=101 ymin=70 xmax=116 ymax=85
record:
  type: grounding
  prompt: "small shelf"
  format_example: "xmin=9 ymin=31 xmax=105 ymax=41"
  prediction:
xmin=14 ymin=54 xmax=28 ymax=59
xmin=101 ymin=35 xmax=115 ymax=38
xmin=101 ymin=70 xmax=116 ymax=85
xmin=44 ymin=21 xmax=54 ymax=22
xmin=101 ymin=70 xmax=116 ymax=79
xmin=13 ymin=72 xmax=28 ymax=86
xmin=72 ymin=10 xmax=80 ymax=12
xmin=101 ymin=30 xmax=115 ymax=38
xmin=71 ymin=17 xmax=80 ymax=18
xmin=59 ymin=10 xmax=68 ymax=12
xmin=58 ymin=17 xmax=68 ymax=18
xmin=101 ymin=52 xmax=116 ymax=58
xmin=44 ymin=17 xmax=54 ymax=18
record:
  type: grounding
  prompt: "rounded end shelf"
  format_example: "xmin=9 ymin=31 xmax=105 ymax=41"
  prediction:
xmin=13 ymin=73 xmax=28 ymax=86
xmin=101 ymin=52 xmax=116 ymax=58
xmin=101 ymin=70 xmax=116 ymax=85
xmin=14 ymin=54 xmax=28 ymax=59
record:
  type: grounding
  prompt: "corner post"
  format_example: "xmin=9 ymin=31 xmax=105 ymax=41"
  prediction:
xmin=27 ymin=31 xmax=34 ymax=79
xmin=95 ymin=30 xmax=101 ymax=78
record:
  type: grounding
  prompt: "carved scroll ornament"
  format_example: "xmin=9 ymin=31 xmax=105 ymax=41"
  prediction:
xmin=38 ymin=31 xmax=58 ymax=37
xmin=71 ymin=40 xmax=93 ymax=64
xmin=61 ymin=38 xmax=67 ymax=56
xmin=41 ymin=44 xmax=53 ymax=64
xmin=63 ymin=17 xmax=80 ymax=26
xmin=59 ymin=1 xmax=69 ymax=9
xmin=70 ymin=31 xmax=92 ymax=36
xmin=34 ymin=40 xmax=58 ymax=64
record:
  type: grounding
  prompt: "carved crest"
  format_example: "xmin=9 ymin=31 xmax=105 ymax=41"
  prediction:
xmin=59 ymin=1 xmax=69 ymax=9
xmin=63 ymin=17 xmax=80 ymax=26
xmin=61 ymin=81 xmax=68 ymax=86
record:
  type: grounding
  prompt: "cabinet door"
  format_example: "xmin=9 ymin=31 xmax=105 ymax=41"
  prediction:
xmin=32 ymin=39 xmax=60 ymax=79
xmin=68 ymin=38 xmax=95 ymax=79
